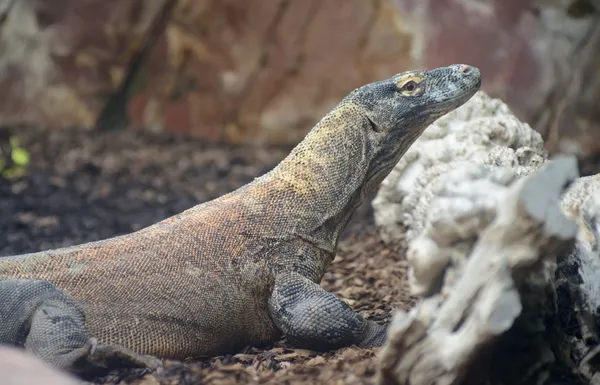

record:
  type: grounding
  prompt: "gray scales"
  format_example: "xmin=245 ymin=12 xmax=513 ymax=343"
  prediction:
xmin=0 ymin=65 xmax=481 ymax=375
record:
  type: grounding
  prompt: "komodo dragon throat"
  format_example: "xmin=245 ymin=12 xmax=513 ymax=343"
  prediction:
xmin=0 ymin=64 xmax=481 ymax=374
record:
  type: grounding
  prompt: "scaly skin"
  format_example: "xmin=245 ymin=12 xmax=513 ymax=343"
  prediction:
xmin=0 ymin=64 xmax=481 ymax=375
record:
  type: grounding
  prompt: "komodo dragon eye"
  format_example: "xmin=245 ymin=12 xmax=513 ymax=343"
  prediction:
xmin=403 ymin=81 xmax=417 ymax=92
xmin=395 ymin=74 xmax=424 ymax=96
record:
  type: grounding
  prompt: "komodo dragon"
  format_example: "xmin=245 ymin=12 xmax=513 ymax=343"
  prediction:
xmin=0 ymin=64 xmax=481 ymax=375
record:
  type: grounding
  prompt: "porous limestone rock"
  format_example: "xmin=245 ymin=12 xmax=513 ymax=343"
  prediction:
xmin=556 ymin=173 xmax=600 ymax=382
xmin=375 ymin=90 xmax=600 ymax=384
xmin=373 ymin=91 xmax=548 ymax=244
xmin=377 ymin=157 xmax=579 ymax=385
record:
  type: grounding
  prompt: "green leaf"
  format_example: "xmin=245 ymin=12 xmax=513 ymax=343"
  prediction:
xmin=11 ymin=148 xmax=30 ymax=166
xmin=3 ymin=166 xmax=25 ymax=179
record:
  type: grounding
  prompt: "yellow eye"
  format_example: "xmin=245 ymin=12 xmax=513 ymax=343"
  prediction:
xmin=395 ymin=74 xmax=423 ymax=95
xmin=403 ymin=81 xmax=417 ymax=92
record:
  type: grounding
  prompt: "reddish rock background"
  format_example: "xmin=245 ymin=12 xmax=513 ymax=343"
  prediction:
xmin=0 ymin=0 xmax=598 ymax=152
xmin=0 ymin=0 xmax=167 ymax=129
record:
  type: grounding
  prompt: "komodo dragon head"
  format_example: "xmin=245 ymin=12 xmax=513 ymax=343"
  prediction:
xmin=269 ymin=64 xmax=481 ymax=245
xmin=344 ymin=64 xmax=481 ymax=187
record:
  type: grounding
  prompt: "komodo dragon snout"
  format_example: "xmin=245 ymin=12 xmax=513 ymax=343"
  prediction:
xmin=351 ymin=64 xmax=480 ymax=133
xmin=0 ymin=64 xmax=481 ymax=376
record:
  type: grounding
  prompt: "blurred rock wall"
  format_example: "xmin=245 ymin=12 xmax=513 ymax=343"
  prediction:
xmin=0 ymin=0 xmax=598 ymax=151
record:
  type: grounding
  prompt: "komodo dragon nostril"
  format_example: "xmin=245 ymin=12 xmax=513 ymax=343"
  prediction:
xmin=459 ymin=65 xmax=471 ymax=73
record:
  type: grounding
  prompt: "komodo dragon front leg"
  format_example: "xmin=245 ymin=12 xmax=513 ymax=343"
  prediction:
xmin=0 ymin=279 xmax=160 ymax=374
xmin=268 ymin=271 xmax=385 ymax=350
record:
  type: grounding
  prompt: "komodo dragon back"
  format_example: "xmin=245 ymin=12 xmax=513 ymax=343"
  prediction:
xmin=0 ymin=64 xmax=481 ymax=375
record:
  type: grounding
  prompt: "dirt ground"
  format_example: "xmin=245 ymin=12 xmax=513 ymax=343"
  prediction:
xmin=0 ymin=128 xmax=415 ymax=385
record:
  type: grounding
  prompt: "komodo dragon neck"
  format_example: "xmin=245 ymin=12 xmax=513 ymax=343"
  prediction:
xmin=246 ymin=102 xmax=411 ymax=254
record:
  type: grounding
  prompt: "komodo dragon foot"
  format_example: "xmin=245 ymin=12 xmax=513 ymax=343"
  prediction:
xmin=268 ymin=271 xmax=387 ymax=350
xmin=84 ymin=339 xmax=162 ymax=375
xmin=0 ymin=279 xmax=161 ymax=375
